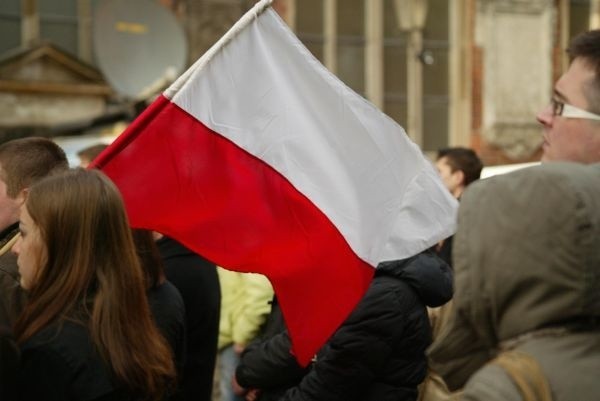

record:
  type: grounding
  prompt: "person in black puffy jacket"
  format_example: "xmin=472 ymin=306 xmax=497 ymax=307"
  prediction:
xmin=235 ymin=250 xmax=452 ymax=401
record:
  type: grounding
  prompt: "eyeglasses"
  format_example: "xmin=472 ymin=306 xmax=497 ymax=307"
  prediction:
xmin=551 ymin=98 xmax=600 ymax=121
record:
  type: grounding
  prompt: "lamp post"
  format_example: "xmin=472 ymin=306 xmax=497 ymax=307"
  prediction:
xmin=394 ymin=0 xmax=428 ymax=146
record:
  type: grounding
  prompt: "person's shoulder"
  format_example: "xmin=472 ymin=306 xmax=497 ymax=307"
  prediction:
xmin=20 ymin=322 xmax=88 ymax=384
xmin=462 ymin=363 xmax=522 ymax=401
xmin=376 ymin=251 xmax=453 ymax=307
xmin=0 ymin=251 xmax=18 ymax=280
xmin=21 ymin=322 xmax=62 ymax=349
xmin=0 ymin=251 xmax=24 ymax=325
xmin=22 ymin=321 xmax=92 ymax=362
xmin=20 ymin=321 xmax=127 ymax=401
xmin=338 ymin=274 xmax=409 ymax=327
xmin=149 ymin=280 xmax=184 ymax=306
xmin=148 ymin=281 xmax=186 ymax=324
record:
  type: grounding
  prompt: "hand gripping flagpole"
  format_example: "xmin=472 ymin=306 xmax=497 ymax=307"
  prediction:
xmin=165 ymin=0 xmax=274 ymax=99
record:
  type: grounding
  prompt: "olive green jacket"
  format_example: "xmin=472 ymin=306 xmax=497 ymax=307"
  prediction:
xmin=428 ymin=162 xmax=600 ymax=401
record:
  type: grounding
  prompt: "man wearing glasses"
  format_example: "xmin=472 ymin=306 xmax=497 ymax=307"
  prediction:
xmin=537 ymin=29 xmax=600 ymax=164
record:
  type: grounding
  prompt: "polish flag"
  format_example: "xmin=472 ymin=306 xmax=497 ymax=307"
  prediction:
xmin=93 ymin=0 xmax=457 ymax=365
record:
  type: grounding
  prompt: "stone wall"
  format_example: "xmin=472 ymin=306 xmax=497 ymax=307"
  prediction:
xmin=0 ymin=92 xmax=105 ymax=127
xmin=474 ymin=0 xmax=553 ymax=162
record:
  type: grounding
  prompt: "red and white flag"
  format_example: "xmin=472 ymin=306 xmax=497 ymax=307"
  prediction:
xmin=93 ymin=0 xmax=457 ymax=365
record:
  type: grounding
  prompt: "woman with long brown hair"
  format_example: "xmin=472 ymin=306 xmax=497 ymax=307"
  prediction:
xmin=12 ymin=168 xmax=175 ymax=401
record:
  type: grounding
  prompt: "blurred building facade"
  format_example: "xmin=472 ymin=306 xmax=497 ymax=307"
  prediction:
xmin=0 ymin=0 xmax=597 ymax=165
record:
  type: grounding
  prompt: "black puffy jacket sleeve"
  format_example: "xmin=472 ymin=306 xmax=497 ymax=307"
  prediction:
xmin=236 ymin=331 xmax=308 ymax=391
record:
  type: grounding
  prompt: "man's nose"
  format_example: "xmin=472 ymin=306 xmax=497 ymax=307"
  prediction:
xmin=536 ymin=104 xmax=553 ymax=126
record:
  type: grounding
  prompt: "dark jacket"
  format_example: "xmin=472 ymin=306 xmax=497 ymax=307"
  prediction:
xmin=237 ymin=251 xmax=453 ymax=401
xmin=157 ymin=237 xmax=221 ymax=401
xmin=0 ymin=325 xmax=19 ymax=401
xmin=148 ymin=280 xmax=187 ymax=378
xmin=18 ymin=321 xmax=132 ymax=401
xmin=0 ymin=223 xmax=26 ymax=327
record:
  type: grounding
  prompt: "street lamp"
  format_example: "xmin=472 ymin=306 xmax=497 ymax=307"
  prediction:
xmin=394 ymin=0 xmax=428 ymax=146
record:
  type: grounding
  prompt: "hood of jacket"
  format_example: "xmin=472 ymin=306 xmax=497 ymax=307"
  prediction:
xmin=428 ymin=162 xmax=600 ymax=390
xmin=377 ymin=250 xmax=453 ymax=308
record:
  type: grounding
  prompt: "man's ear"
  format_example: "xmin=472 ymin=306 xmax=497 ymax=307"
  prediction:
xmin=15 ymin=188 xmax=28 ymax=206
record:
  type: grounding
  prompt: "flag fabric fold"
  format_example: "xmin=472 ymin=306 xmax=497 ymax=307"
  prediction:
xmin=93 ymin=0 xmax=457 ymax=366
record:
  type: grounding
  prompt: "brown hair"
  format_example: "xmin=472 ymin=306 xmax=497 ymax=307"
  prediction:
xmin=0 ymin=137 xmax=68 ymax=198
xmin=437 ymin=147 xmax=483 ymax=187
xmin=132 ymin=229 xmax=166 ymax=290
xmin=14 ymin=169 xmax=174 ymax=400
xmin=568 ymin=30 xmax=600 ymax=113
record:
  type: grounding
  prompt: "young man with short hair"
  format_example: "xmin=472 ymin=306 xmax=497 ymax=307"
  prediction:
xmin=0 ymin=137 xmax=68 ymax=327
xmin=435 ymin=147 xmax=483 ymax=200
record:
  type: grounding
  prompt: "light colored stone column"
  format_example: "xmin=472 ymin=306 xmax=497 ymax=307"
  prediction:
xmin=323 ymin=0 xmax=337 ymax=74
xmin=476 ymin=0 xmax=553 ymax=159
xmin=559 ymin=0 xmax=569 ymax=73
xmin=365 ymin=0 xmax=384 ymax=109
xmin=449 ymin=0 xmax=472 ymax=147
xmin=286 ymin=0 xmax=296 ymax=31
xmin=590 ymin=0 xmax=600 ymax=29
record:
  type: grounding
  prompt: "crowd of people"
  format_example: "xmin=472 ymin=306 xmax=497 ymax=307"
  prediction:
xmin=0 ymin=28 xmax=599 ymax=401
